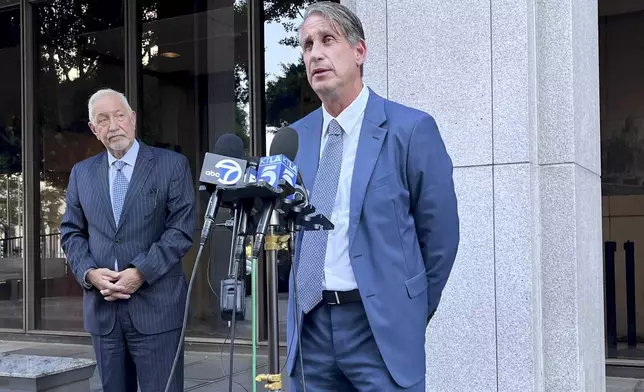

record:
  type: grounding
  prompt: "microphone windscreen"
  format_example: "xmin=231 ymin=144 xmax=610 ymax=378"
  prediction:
xmin=246 ymin=156 xmax=260 ymax=168
xmin=269 ymin=126 xmax=299 ymax=161
xmin=213 ymin=133 xmax=245 ymax=158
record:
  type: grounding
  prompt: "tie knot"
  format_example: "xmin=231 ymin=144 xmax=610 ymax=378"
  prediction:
xmin=114 ymin=160 xmax=126 ymax=171
xmin=328 ymin=119 xmax=343 ymax=136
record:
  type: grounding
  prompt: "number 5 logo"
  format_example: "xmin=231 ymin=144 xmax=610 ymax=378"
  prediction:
xmin=281 ymin=169 xmax=295 ymax=185
xmin=259 ymin=164 xmax=278 ymax=186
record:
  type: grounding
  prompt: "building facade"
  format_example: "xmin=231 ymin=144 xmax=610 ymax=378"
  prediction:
xmin=357 ymin=0 xmax=605 ymax=391
xmin=5 ymin=0 xmax=644 ymax=391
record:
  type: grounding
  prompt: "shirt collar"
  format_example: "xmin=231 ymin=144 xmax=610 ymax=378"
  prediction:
xmin=108 ymin=139 xmax=139 ymax=168
xmin=322 ymin=83 xmax=369 ymax=136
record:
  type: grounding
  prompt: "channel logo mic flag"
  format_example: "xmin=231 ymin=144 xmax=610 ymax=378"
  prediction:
xmin=199 ymin=152 xmax=248 ymax=187
xmin=257 ymin=154 xmax=297 ymax=188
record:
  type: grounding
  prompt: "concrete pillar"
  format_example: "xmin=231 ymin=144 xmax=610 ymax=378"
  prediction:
xmin=344 ymin=0 xmax=604 ymax=390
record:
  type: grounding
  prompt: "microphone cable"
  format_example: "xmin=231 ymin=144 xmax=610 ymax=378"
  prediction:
xmin=227 ymin=236 xmax=244 ymax=392
xmin=227 ymin=209 xmax=242 ymax=392
xmin=163 ymin=222 xmax=252 ymax=392
xmin=164 ymin=240 xmax=206 ymax=392
xmin=164 ymin=193 xmax=235 ymax=392
xmin=213 ymin=221 xmax=250 ymax=392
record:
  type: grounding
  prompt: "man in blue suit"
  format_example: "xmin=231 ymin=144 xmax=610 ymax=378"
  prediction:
xmin=286 ymin=2 xmax=459 ymax=391
xmin=60 ymin=88 xmax=195 ymax=392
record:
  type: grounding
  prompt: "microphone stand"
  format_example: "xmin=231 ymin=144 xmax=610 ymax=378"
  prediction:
xmin=265 ymin=211 xmax=283 ymax=386
xmin=256 ymin=211 xmax=288 ymax=392
xmin=256 ymin=190 xmax=334 ymax=392
xmin=216 ymin=179 xmax=293 ymax=392
xmin=215 ymin=178 xmax=331 ymax=392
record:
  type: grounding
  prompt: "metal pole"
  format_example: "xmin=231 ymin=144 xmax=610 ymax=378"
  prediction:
xmin=625 ymin=240 xmax=637 ymax=348
xmin=266 ymin=211 xmax=281 ymax=374
xmin=257 ymin=210 xmax=283 ymax=390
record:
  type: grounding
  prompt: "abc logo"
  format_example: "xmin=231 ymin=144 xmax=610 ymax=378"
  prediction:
xmin=205 ymin=159 xmax=242 ymax=185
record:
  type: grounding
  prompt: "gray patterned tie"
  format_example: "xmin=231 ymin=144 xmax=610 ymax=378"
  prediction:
xmin=112 ymin=160 xmax=129 ymax=226
xmin=297 ymin=119 xmax=344 ymax=313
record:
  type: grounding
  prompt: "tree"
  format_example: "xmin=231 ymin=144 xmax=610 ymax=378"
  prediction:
xmin=265 ymin=58 xmax=320 ymax=127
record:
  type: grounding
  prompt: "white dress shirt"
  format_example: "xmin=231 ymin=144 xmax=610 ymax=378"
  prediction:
xmin=107 ymin=139 xmax=139 ymax=271
xmin=320 ymin=84 xmax=370 ymax=291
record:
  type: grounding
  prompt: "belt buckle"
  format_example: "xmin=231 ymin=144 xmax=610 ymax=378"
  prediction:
xmin=334 ymin=291 xmax=340 ymax=305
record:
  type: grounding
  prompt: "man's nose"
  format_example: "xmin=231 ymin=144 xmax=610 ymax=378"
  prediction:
xmin=108 ymin=116 xmax=120 ymax=130
xmin=310 ymin=41 xmax=324 ymax=61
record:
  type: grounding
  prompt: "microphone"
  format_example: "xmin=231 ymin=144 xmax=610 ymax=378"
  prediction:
xmin=252 ymin=127 xmax=300 ymax=257
xmin=198 ymin=133 xmax=247 ymax=246
xmin=271 ymin=126 xmax=307 ymax=199
xmin=230 ymin=156 xmax=259 ymax=273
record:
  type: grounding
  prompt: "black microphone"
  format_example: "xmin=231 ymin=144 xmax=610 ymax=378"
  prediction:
xmin=272 ymin=126 xmax=306 ymax=188
xmin=230 ymin=156 xmax=259 ymax=272
xmin=272 ymin=127 xmax=310 ymax=211
xmin=199 ymin=133 xmax=247 ymax=246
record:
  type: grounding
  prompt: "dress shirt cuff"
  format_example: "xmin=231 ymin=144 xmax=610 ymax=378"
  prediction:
xmin=82 ymin=269 xmax=94 ymax=290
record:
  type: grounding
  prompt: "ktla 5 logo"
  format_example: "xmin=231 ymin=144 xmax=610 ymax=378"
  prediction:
xmin=258 ymin=155 xmax=297 ymax=186
xmin=204 ymin=159 xmax=243 ymax=185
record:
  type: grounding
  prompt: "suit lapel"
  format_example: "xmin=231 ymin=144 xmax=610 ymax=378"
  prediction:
xmin=117 ymin=142 xmax=154 ymax=231
xmin=296 ymin=109 xmax=323 ymax=191
xmin=349 ymin=90 xmax=387 ymax=246
xmin=94 ymin=152 xmax=117 ymax=231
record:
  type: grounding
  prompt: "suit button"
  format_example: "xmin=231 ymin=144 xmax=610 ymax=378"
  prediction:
xmin=115 ymin=240 xmax=120 ymax=245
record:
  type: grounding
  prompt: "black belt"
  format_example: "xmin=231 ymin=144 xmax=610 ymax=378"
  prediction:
xmin=322 ymin=289 xmax=361 ymax=305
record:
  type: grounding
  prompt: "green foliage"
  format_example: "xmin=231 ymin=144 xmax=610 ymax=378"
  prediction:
xmin=265 ymin=58 xmax=320 ymax=127
xmin=0 ymin=0 xmax=321 ymax=177
xmin=0 ymin=122 xmax=21 ymax=175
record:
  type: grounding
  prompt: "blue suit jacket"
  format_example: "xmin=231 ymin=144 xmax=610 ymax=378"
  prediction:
xmin=286 ymin=89 xmax=460 ymax=387
xmin=60 ymin=141 xmax=196 ymax=336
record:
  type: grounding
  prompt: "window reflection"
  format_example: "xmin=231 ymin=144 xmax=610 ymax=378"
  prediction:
xmin=0 ymin=5 xmax=23 ymax=330
xmin=601 ymin=9 xmax=644 ymax=359
xmin=0 ymin=0 xmax=19 ymax=7
xmin=138 ymin=0 xmax=250 ymax=339
xmin=35 ymin=0 xmax=125 ymax=331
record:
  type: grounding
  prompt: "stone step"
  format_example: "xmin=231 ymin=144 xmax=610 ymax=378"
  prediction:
xmin=608 ymin=377 xmax=644 ymax=392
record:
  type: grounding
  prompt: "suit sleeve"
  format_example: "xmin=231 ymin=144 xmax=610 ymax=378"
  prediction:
xmin=60 ymin=164 xmax=97 ymax=289
xmin=130 ymin=155 xmax=196 ymax=285
xmin=406 ymin=113 xmax=460 ymax=317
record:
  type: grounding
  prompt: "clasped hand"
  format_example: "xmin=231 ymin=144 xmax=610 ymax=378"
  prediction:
xmin=88 ymin=268 xmax=144 ymax=301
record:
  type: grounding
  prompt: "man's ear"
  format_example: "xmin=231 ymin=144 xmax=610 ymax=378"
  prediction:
xmin=88 ymin=122 xmax=99 ymax=139
xmin=355 ymin=39 xmax=367 ymax=67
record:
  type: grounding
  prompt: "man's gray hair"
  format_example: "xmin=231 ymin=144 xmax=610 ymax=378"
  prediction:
xmin=87 ymin=88 xmax=133 ymax=125
xmin=299 ymin=2 xmax=365 ymax=47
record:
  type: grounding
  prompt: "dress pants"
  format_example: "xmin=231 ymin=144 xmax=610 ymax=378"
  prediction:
xmin=289 ymin=300 xmax=425 ymax=392
xmin=91 ymin=301 xmax=183 ymax=392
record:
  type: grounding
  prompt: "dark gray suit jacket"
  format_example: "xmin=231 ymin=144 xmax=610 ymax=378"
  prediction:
xmin=60 ymin=141 xmax=196 ymax=336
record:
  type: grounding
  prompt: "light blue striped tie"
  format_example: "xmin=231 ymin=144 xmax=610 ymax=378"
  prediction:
xmin=112 ymin=160 xmax=129 ymax=226
xmin=297 ymin=119 xmax=343 ymax=313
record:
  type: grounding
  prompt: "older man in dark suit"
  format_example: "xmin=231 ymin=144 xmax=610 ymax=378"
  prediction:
xmin=60 ymin=88 xmax=195 ymax=392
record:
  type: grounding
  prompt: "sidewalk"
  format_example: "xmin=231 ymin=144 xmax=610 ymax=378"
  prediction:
xmin=608 ymin=378 xmax=644 ymax=392
xmin=1 ymin=339 xmax=641 ymax=391
xmin=0 ymin=340 xmax=288 ymax=391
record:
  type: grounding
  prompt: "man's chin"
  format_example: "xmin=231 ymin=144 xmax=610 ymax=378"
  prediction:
xmin=109 ymin=140 xmax=131 ymax=152
xmin=312 ymin=83 xmax=336 ymax=98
